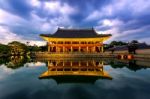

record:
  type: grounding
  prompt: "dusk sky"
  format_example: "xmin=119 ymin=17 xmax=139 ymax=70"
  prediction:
xmin=0 ymin=0 xmax=150 ymax=45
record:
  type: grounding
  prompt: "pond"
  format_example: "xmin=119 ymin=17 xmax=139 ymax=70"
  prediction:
xmin=0 ymin=56 xmax=150 ymax=99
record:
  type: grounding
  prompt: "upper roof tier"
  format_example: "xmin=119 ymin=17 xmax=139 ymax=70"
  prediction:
xmin=40 ymin=28 xmax=112 ymax=38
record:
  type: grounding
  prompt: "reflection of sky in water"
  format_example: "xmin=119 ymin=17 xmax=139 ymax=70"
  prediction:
xmin=0 ymin=60 xmax=150 ymax=99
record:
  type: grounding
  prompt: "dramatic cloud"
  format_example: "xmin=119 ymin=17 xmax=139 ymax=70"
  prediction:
xmin=0 ymin=0 xmax=150 ymax=45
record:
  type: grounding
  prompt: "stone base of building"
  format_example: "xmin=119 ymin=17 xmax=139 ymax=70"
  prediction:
xmin=34 ymin=52 xmax=115 ymax=58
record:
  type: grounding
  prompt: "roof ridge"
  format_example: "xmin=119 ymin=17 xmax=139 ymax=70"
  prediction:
xmin=58 ymin=27 xmax=94 ymax=31
xmin=40 ymin=28 xmax=112 ymax=38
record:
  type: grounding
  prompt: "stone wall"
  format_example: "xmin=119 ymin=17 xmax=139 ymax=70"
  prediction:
xmin=104 ymin=48 xmax=150 ymax=59
xmin=105 ymin=48 xmax=150 ymax=55
xmin=104 ymin=50 xmax=128 ymax=54
xmin=136 ymin=49 xmax=150 ymax=55
xmin=35 ymin=52 xmax=115 ymax=58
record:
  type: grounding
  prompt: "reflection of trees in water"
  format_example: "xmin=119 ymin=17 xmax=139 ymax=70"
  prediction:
xmin=109 ymin=59 xmax=148 ymax=71
xmin=5 ymin=56 xmax=30 ymax=69
xmin=127 ymin=60 xmax=147 ymax=71
xmin=110 ymin=61 xmax=125 ymax=69
xmin=0 ymin=57 xmax=10 ymax=65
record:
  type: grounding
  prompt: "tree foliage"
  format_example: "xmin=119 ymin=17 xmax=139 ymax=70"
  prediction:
xmin=105 ymin=41 xmax=128 ymax=49
xmin=0 ymin=43 xmax=10 ymax=54
xmin=110 ymin=41 xmax=127 ymax=46
xmin=8 ymin=41 xmax=28 ymax=50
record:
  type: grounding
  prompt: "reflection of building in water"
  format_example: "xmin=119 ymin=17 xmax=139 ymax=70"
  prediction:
xmin=39 ymin=60 xmax=112 ymax=83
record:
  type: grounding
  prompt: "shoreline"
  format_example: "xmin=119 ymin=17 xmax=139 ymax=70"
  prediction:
xmin=34 ymin=52 xmax=150 ymax=59
xmin=1 ymin=52 xmax=150 ymax=60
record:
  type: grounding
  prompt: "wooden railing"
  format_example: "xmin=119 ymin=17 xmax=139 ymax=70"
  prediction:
xmin=48 ymin=43 xmax=103 ymax=47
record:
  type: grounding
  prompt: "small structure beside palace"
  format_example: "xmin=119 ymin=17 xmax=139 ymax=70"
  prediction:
xmin=40 ymin=28 xmax=111 ymax=53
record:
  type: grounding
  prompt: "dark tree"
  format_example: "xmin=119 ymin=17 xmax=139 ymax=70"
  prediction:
xmin=0 ymin=43 xmax=10 ymax=55
xmin=128 ymin=40 xmax=139 ymax=54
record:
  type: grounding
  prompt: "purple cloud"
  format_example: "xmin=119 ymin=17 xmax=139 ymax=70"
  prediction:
xmin=0 ymin=0 xmax=150 ymax=45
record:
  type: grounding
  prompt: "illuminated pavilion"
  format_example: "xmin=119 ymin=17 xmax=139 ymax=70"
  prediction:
xmin=40 ymin=28 xmax=111 ymax=53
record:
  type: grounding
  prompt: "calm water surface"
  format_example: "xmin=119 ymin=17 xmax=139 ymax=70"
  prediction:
xmin=0 ymin=56 xmax=150 ymax=99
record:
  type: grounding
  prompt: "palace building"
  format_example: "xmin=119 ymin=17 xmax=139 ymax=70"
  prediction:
xmin=40 ymin=28 xmax=111 ymax=53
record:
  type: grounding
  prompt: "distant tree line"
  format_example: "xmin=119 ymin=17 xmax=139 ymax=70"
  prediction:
xmin=105 ymin=41 xmax=128 ymax=49
xmin=104 ymin=40 xmax=140 ymax=54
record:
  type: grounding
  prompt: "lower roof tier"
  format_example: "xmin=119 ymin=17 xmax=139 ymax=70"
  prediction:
xmin=40 ymin=36 xmax=111 ymax=42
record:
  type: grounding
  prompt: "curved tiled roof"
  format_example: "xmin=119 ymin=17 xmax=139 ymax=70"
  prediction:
xmin=40 ymin=28 xmax=112 ymax=38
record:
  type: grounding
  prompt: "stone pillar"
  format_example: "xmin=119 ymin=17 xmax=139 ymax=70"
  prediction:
xmin=86 ymin=46 xmax=88 ymax=53
xmin=56 ymin=62 xmax=58 ymax=66
xmin=63 ymin=46 xmax=65 ymax=53
xmin=93 ymin=46 xmax=96 ymax=52
xmin=86 ymin=61 xmax=89 ymax=66
xmin=79 ymin=61 xmax=81 ymax=67
xmin=51 ymin=47 xmax=53 ymax=52
xmin=70 ymin=61 xmax=72 ymax=67
xmin=56 ymin=46 xmax=58 ymax=52
xmin=48 ymin=46 xmax=50 ymax=52
xmin=101 ymin=46 xmax=104 ymax=53
xmin=50 ymin=47 xmax=52 ymax=52
xmin=63 ymin=62 xmax=65 ymax=66
xmin=101 ymin=61 xmax=104 ymax=65
xmin=102 ymin=66 xmax=103 ymax=72
xmin=71 ymin=46 xmax=73 ymax=52
xmin=79 ymin=46 xmax=81 ymax=52
xmin=99 ymin=47 xmax=101 ymax=52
